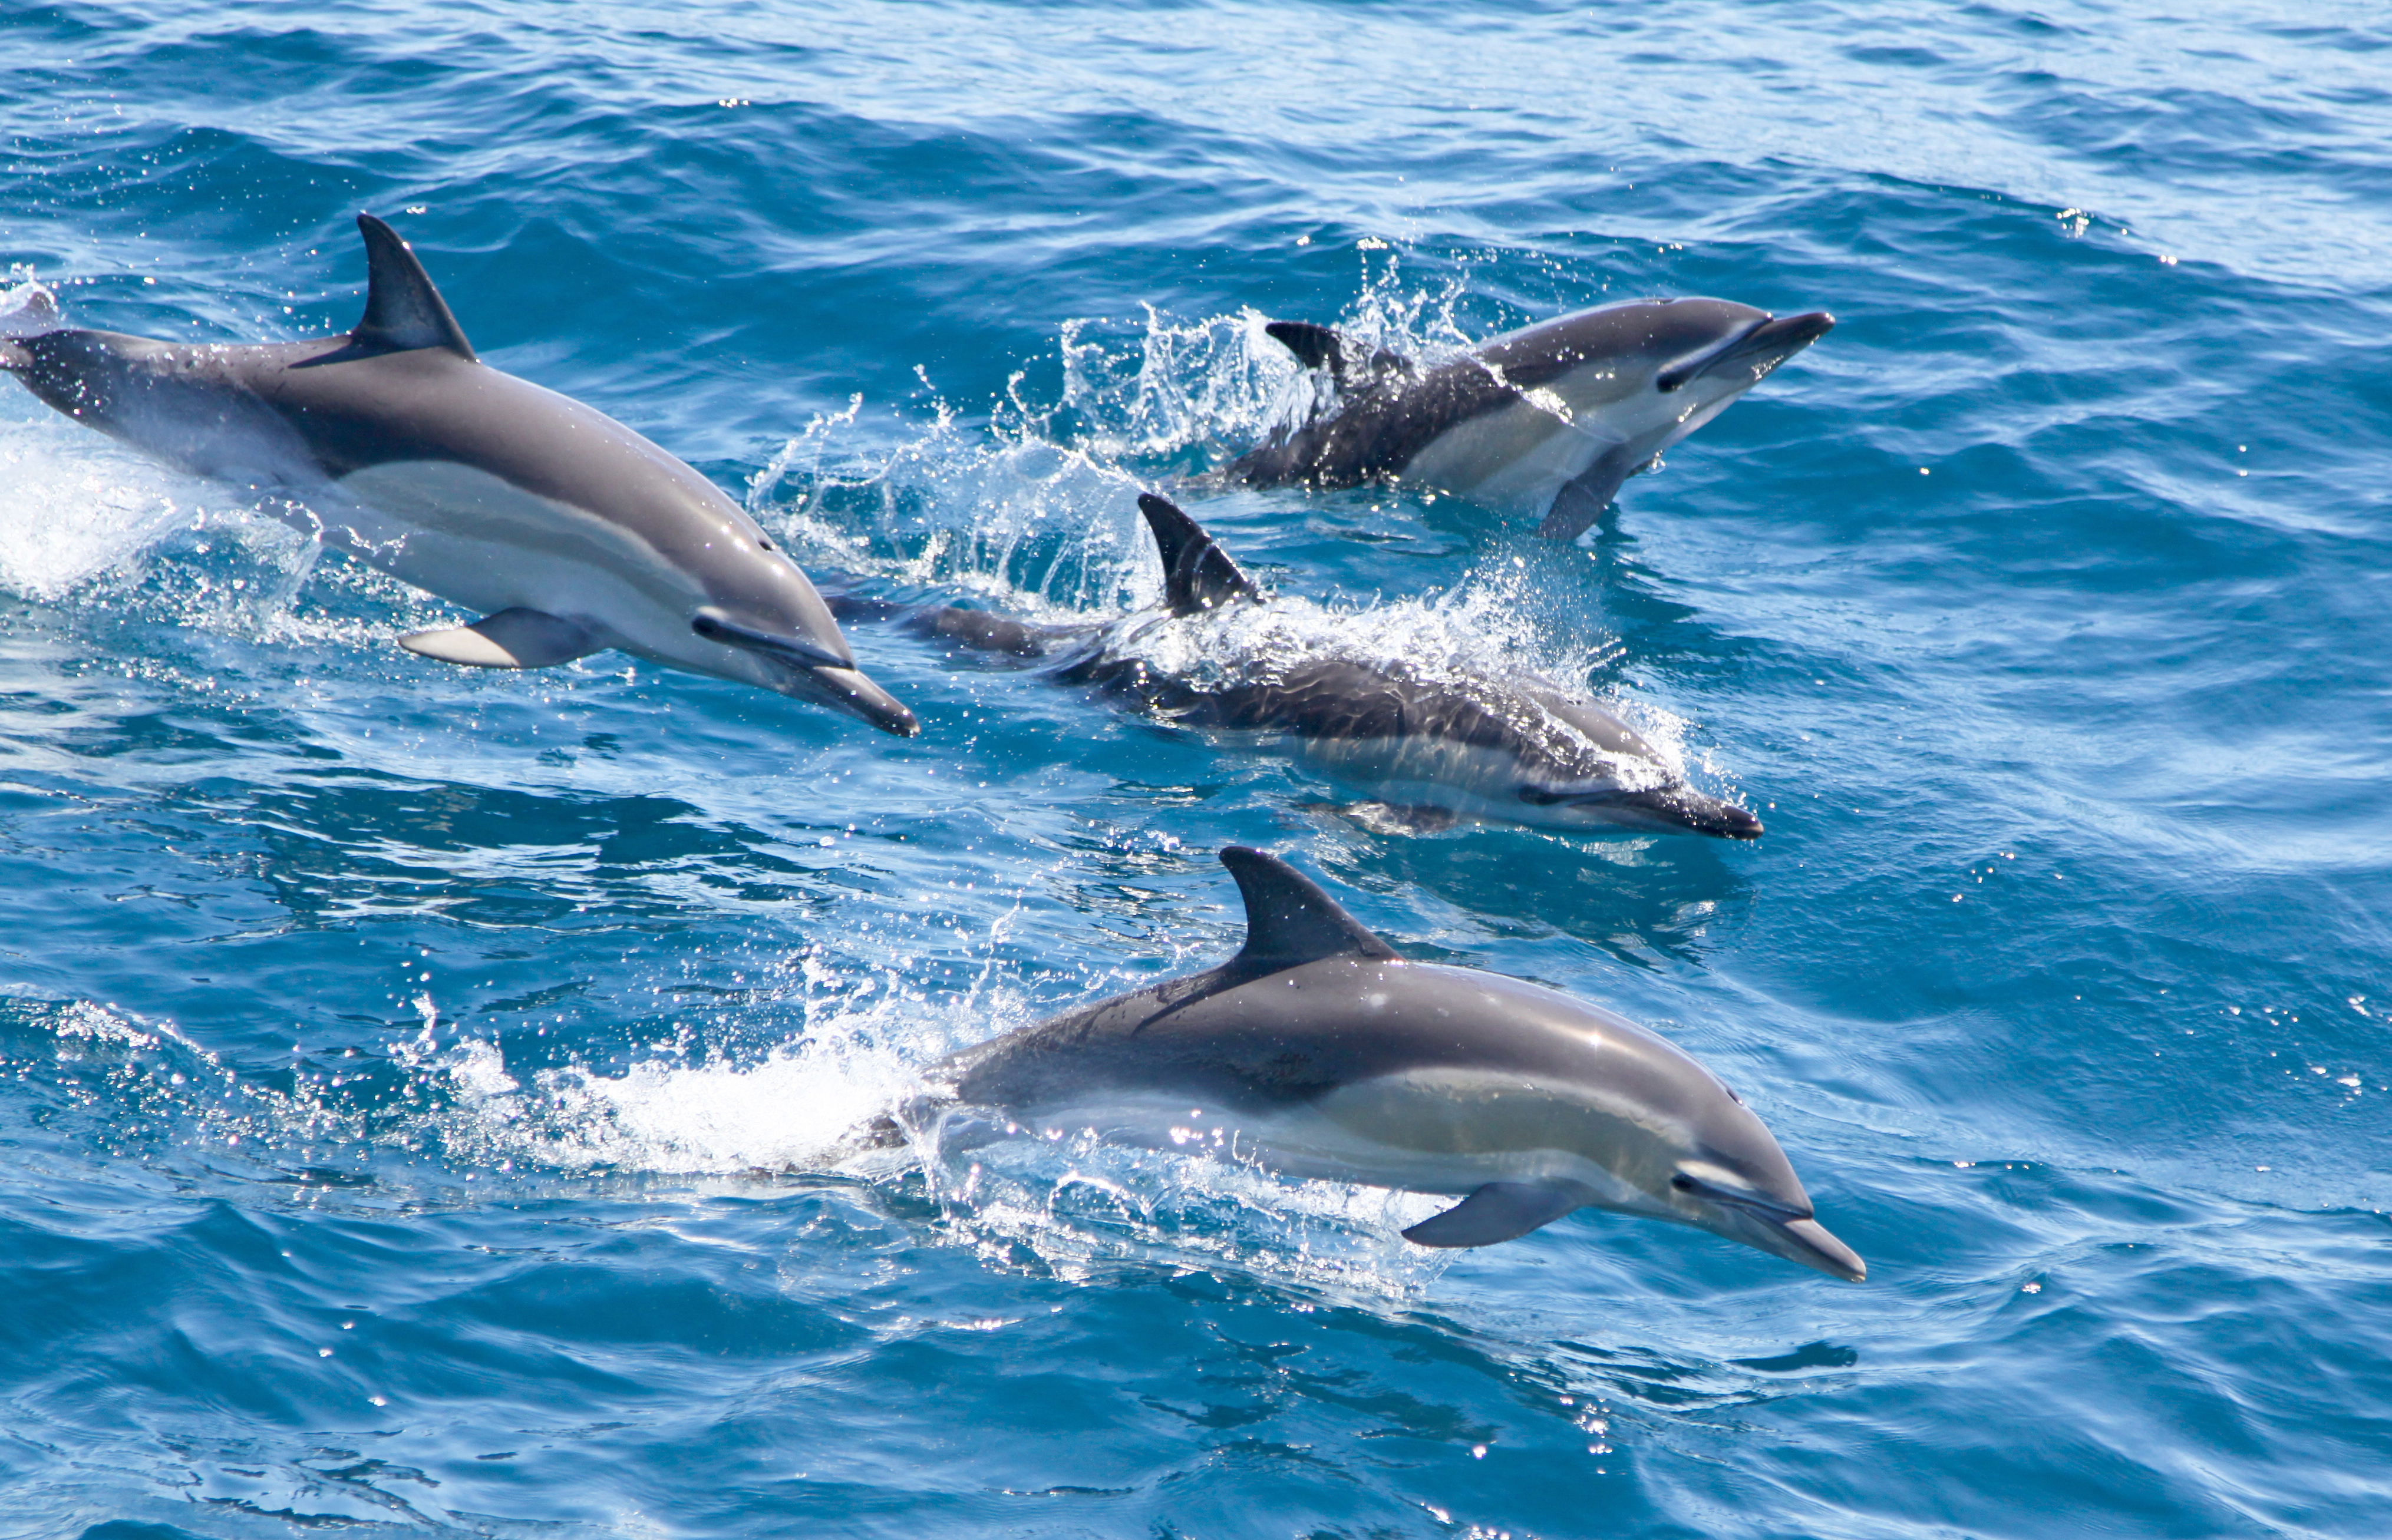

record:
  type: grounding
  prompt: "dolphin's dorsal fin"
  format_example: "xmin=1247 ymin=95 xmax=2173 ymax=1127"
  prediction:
xmin=1264 ymin=320 xmax=1348 ymax=377
xmin=1263 ymin=320 xmax=1412 ymax=391
xmin=350 ymin=214 xmax=477 ymax=361
xmin=1219 ymin=847 xmax=1400 ymax=974
xmin=1139 ymin=493 xmax=1259 ymax=616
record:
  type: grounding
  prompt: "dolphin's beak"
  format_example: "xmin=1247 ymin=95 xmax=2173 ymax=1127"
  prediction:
xmin=1641 ymin=788 xmax=1763 ymax=840
xmin=1753 ymin=310 xmax=1836 ymax=353
xmin=1761 ymin=1216 xmax=1867 ymax=1282
xmin=692 ymin=608 xmax=921 ymax=738
xmin=1520 ymin=784 xmax=1762 ymax=839
xmin=1658 ymin=311 xmax=1835 ymax=392
xmin=1714 ymin=1205 xmax=1866 ymax=1281
xmin=1678 ymin=1169 xmax=1865 ymax=1281
xmin=1728 ymin=312 xmax=1835 ymax=375
xmin=806 ymin=663 xmax=920 ymax=738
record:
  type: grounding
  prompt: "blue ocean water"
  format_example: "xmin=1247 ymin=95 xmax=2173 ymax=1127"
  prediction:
xmin=4 ymin=0 xmax=2390 ymax=1534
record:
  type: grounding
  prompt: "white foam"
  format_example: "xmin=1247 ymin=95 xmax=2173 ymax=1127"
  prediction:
xmin=913 ymin=1118 xmax=1453 ymax=1297
xmin=435 ymin=1032 xmax=926 ymax=1176
xmin=0 ymin=407 xmax=233 ymax=602
xmin=407 ymin=981 xmax=1453 ymax=1294
xmin=746 ymin=264 xmax=1493 ymax=616
xmin=0 ymin=278 xmax=61 ymax=338
xmin=1044 ymin=259 xmax=1479 ymax=464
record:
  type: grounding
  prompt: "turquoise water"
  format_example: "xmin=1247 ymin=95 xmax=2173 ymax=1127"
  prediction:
xmin=4 ymin=1 xmax=2390 ymax=1534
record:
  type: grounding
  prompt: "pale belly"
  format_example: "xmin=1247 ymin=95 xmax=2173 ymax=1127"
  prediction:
xmin=1290 ymin=733 xmax=1669 ymax=830
xmin=1005 ymin=1081 xmax=1661 ymax=1216
xmin=296 ymin=460 xmax=720 ymax=675
xmin=1397 ymin=380 xmax=1748 ymax=513
xmin=1399 ymin=398 xmax=1613 ymax=512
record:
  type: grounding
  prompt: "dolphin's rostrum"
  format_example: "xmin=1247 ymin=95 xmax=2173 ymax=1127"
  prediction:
xmin=928 ymin=847 xmax=1865 ymax=1279
xmin=0 ymin=215 xmax=917 ymax=735
xmin=1228 ymin=297 xmax=1833 ymax=540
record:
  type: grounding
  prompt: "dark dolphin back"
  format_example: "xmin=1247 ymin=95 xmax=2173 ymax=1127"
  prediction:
xmin=1227 ymin=350 xmax=1518 ymax=489
xmin=2 ymin=328 xmax=324 ymax=480
xmin=945 ymin=847 xmax=1403 ymax=1106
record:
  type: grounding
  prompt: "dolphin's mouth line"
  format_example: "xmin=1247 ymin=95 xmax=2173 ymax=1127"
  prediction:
xmin=691 ymin=608 xmax=850 ymax=670
xmin=1656 ymin=318 xmax=1771 ymax=393
xmin=1674 ymin=1171 xmax=1812 ymax=1224
xmin=1516 ymin=784 xmax=1640 ymax=808
xmin=691 ymin=607 xmax=920 ymax=738
xmin=1657 ymin=311 xmax=1836 ymax=393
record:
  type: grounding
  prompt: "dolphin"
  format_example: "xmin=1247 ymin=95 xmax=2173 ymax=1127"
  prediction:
xmin=922 ymin=846 xmax=1863 ymax=1278
xmin=831 ymin=493 xmax=1761 ymax=838
xmin=1225 ymin=298 xmax=1834 ymax=541
xmin=0 ymin=216 xmax=918 ymax=735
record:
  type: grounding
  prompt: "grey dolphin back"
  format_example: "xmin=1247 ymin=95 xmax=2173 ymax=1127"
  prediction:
xmin=349 ymin=213 xmax=477 ymax=360
xmin=1218 ymin=846 xmax=1400 ymax=974
xmin=1138 ymin=493 xmax=1261 ymax=616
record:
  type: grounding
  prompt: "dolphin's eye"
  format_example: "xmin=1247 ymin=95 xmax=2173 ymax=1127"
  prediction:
xmin=757 ymin=537 xmax=773 ymax=550
xmin=1670 ymin=1173 xmax=1696 ymax=1192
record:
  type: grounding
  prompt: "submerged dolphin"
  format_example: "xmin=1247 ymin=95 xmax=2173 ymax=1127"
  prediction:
xmin=0 ymin=216 xmax=917 ymax=735
xmin=925 ymin=846 xmax=1863 ymax=1278
xmin=831 ymin=493 xmax=1760 ymax=838
xmin=1226 ymin=298 xmax=1833 ymax=541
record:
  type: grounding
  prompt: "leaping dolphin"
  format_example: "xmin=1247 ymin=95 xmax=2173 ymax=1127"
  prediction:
xmin=1226 ymin=298 xmax=1833 ymax=541
xmin=0 ymin=216 xmax=918 ymax=736
xmin=830 ymin=493 xmax=1761 ymax=838
xmin=922 ymin=846 xmax=1863 ymax=1278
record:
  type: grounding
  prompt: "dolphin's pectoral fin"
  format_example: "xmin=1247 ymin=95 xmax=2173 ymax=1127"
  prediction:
xmin=1536 ymin=441 xmax=1649 ymax=541
xmin=690 ymin=609 xmax=847 ymax=670
xmin=399 ymin=608 xmax=602 ymax=669
xmin=1401 ymin=1182 xmax=1586 ymax=1248
xmin=1139 ymin=493 xmax=1261 ymax=616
